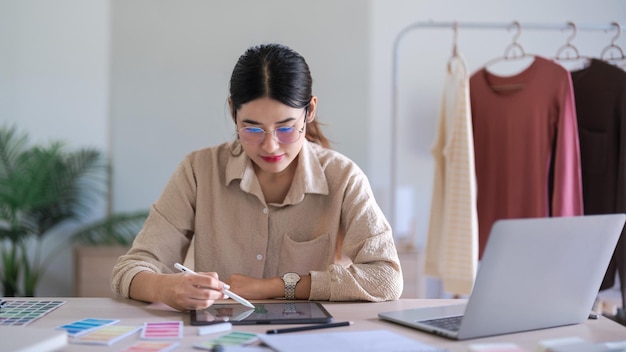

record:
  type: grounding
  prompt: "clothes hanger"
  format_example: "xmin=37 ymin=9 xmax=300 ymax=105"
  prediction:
xmin=555 ymin=22 xmax=581 ymax=60
xmin=447 ymin=21 xmax=461 ymax=72
xmin=553 ymin=22 xmax=591 ymax=71
xmin=502 ymin=21 xmax=526 ymax=60
xmin=484 ymin=21 xmax=533 ymax=91
xmin=600 ymin=22 xmax=625 ymax=66
xmin=452 ymin=21 xmax=459 ymax=58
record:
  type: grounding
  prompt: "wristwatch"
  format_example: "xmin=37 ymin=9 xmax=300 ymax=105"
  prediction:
xmin=281 ymin=272 xmax=301 ymax=300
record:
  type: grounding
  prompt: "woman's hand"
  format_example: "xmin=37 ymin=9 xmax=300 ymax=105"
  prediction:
xmin=225 ymin=274 xmax=283 ymax=299
xmin=129 ymin=271 xmax=227 ymax=311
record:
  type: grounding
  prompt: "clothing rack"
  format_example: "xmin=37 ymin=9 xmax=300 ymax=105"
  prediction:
xmin=389 ymin=20 xmax=625 ymax=236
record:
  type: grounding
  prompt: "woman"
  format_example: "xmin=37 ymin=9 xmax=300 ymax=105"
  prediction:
xmin=111 ymin=43 xmax=403 ymax=311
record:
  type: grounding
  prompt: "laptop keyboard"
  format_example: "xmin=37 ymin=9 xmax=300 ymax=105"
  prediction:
xmin=420 ymin=315 xmax=463 ymax=332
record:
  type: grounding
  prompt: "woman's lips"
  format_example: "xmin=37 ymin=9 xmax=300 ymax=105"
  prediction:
xmin=261 ymin=155 xmax=284 ymax=163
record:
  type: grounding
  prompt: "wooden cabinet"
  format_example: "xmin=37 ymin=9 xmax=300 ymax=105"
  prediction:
xmin=73 ymin=245 xmax=129 ymax=297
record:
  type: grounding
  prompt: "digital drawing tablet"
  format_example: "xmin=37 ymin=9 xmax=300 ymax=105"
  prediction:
xmin=190 ymin=302 xmax=333 ymax=326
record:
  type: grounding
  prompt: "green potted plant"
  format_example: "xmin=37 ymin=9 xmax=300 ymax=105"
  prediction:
xmin=0 ymin=125 xmax=147 ymax=296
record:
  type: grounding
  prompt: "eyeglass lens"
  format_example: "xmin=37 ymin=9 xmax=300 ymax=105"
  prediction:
xmin=238 ymin=126 xmax=302 ymax=144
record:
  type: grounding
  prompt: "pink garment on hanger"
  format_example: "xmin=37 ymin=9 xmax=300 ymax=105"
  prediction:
xmin=470 ymin=56 xmax=584 ymax=258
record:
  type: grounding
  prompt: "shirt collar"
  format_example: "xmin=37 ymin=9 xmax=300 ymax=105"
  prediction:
xmin=297 ymin=139 xmax=329 ymax=196
xmin=225 ymin=140 xmax=329 ymax=204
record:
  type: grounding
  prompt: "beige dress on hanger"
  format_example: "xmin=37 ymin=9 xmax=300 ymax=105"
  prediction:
xmin=425 ymin=53 xmax=478 ymax=296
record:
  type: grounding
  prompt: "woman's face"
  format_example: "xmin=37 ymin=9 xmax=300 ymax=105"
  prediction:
xmin=234 ymin=97 xmax=315 ymax=175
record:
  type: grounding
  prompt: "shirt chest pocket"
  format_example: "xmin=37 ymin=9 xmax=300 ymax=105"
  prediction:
xmin=278 ymin=233 xmax=331 ymax=274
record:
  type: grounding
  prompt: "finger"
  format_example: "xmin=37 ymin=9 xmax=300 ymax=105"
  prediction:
xmin=190 ymin=285 xmax=225 ymax=300
xmin=193 ymin=277 xmax=227 ymax=292
xmin=180 ymin=273 xmax=219 ymax=291
xmin=196 ymin=271 xmax=219 ymax=280
xmin=181 ymin=292 xmax=219 ymax=310
xmin=183 ymin=299 xmax=216 ymax=311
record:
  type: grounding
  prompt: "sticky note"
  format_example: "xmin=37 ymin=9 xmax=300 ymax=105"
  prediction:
xmin=140 ymin=321 xmax=183 ymax=340
xmin=56 ymin=318 xmax=119 ymax=337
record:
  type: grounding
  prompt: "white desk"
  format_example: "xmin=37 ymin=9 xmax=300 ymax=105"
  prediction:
xmin=6 ymin=297 xmax=626 ymax=351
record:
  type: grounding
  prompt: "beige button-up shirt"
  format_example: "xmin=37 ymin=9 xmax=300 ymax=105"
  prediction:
xmin=112 ymin=140 xmax=403 ymax=301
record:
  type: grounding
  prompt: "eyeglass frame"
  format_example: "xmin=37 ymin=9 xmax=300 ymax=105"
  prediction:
xmin=236 ymin=114 xmax=307 ymax=145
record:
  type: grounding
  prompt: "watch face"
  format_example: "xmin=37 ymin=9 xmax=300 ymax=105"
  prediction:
xmin=283 ymin=272 xmax=300 ymax=282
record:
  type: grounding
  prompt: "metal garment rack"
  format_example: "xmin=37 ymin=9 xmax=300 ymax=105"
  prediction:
xmin=389 ymin=20 xmax=624 ymax=236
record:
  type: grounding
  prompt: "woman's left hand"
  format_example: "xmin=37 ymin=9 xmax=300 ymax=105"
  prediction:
xmin=225 ymin=274 xmax=283 ymax=299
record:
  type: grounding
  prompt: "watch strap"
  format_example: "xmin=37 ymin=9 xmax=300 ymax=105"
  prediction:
xmin=284 ymin=282 xmax=297 ymax=300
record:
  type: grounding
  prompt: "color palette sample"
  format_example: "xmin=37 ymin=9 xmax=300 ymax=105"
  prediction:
xmin=119 ymin=341 xmax=180 ymax=352
xmin=57 ymin=318 xmax=120 ymax=337
xmin=72 ymin=325 xmax=142 ymax=346
xmin=0 ymin=300 xmax=66 ymax=326
xmin=193 ymin=331 xmax=259 ymax=350
xmin=140 ymin=321 xmax=183 ymax=340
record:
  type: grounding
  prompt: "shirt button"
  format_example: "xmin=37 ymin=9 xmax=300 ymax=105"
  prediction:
xmin=256 ymin=254 xmax=263 ymax=260
xmin=262 ymin=208 xmax=268 ymax=214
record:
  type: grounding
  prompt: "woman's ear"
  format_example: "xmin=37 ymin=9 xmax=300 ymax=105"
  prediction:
xmin=306 ymin=96 xmax=318 ymax=123
xmin=228 ymin=97 xmax=236 ymax=122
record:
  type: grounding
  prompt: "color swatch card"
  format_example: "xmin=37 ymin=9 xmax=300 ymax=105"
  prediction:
xmin=71 ymin=325 xmax=141 ymax=346
xmin=0 ymin=299 xmax=66 ymax=326
xmin=140 ymin=321 xmax=183 ymax=340
xmin=193 ymin=331 xmax=260 ymax=350
xmin=57 ymin=318 xmax=119 ymax=337
xmin=119 ymin=341 xmax=180 ymax=352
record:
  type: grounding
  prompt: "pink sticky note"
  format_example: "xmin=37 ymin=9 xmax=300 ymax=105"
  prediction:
xmin=140 ymin=321 xmax=183 ymax=340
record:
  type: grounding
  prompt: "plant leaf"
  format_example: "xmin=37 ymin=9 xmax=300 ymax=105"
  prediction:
xmin=70 ymin=211 xmax=149 ymax=246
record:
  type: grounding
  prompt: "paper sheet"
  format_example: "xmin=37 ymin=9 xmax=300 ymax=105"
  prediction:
xmin=259 ymin=329 xmax=445 ymax=352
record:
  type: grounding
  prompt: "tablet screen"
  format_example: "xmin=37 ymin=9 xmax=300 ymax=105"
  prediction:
xmin=190 ymin=302 xmax=333 ymax=326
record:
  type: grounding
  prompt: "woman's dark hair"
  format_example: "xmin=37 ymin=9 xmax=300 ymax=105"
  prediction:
xmin=229 ymin=43 xmax=329 ymax=148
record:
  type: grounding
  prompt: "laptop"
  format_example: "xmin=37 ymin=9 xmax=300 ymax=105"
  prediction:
xmin=379 ymin=214 xmax=626 ymax=340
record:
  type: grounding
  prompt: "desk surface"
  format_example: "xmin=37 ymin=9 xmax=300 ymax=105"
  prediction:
xmin=5 ymin=297 xmax=626 ymax=351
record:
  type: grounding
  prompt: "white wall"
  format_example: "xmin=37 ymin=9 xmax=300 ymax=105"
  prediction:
xmin=1 ymin=0 xmax=625 ymax=297
xmin=0 ymin=1 xmax=109 ymax=148
xmin=0 ymin=0 xmax=109 ymax=296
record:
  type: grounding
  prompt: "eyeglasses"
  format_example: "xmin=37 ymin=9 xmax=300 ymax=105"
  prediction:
xmin=237 ymin=117 xmax=306 ymax=145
